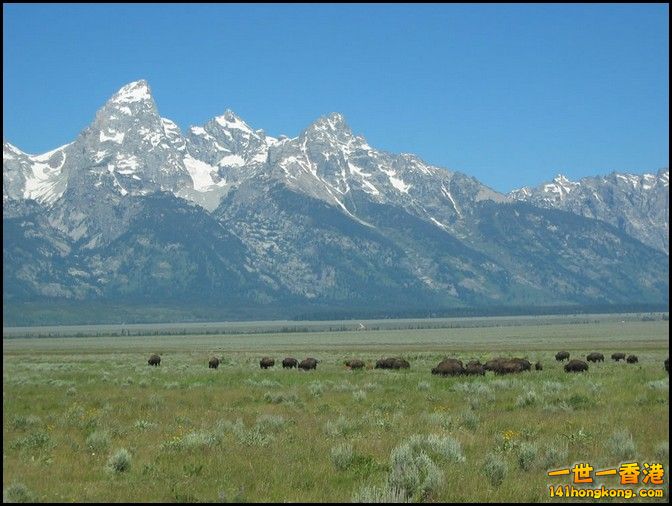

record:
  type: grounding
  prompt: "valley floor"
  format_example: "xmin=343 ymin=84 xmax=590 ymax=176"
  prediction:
xmin=3 ymin=317 xmax=669 ymax=502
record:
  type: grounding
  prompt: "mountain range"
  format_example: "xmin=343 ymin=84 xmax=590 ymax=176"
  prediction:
xmin=3 ymin=80 xmax=668 ymax=324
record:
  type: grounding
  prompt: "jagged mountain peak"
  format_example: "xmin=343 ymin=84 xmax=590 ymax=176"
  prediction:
xmin=553 ymin=173 xmax=573 ymax=183
xmin=208 ymin=109 xmax=258 ymax=137
xmin=110 ymin=79 xmax=153 ymax=105
xmin=94 ymin=79 xmax=160 ymax=125
xmin=305 ymin=112 xmax=352 ymax=136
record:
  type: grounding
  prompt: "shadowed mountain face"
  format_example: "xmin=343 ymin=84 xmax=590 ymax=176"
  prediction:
xmin=3 ymin=80 xmax=668 ymax=324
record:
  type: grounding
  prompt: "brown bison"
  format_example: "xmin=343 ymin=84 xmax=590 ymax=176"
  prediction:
xmin=626 ymin=355 xmax=638 ymax=364
xmin=611 ymin=352 xmax=626 ymax=362
xmin=282 ymin=357 xmax=298 ymax=369
xmin=208 ymin=357 xmax=220 ymax=369
xmin=535 ymin=362 xmax=543 ymax=371
xmin=394 ymin=358 xmax=410 ymax=369
xmin=564 ymin=359 xmax=589 ymax=373
xmin=148 ymin=354 xmax=161 ymax=366
xmin=586 ymin=352 xmax=604 ymax=363
xmin=375 ymin=357 xmax=410 ymax=370
xmin=511 ymin=358 xmax=532 ymax=371
xmin=298 ymin=358 xmax=319 ymax=370
xmin=485 ymin=358 xmax=528 ymax=374
xmin=260 ymin=357 xmax=275 ymax=369
xmin=431 ymin=358 xmax=464 ymax=376
xmin=464 ymin=361 xmax=485 ymax=376
xmin=665 ymin=358 xmax=669 ymax=373
xmin=345 ymin=359 xmax=365 ymax=370
xmin=483 ymin=358 xmax=506 ymax=372
xmin=555 ymin=351 xmax=570 ymax=362
xmin=495 ymin=360 xmax=525 ymax=375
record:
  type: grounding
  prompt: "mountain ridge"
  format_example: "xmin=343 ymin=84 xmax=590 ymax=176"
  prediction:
xmin=3 ymin=80 xmax=668 ymax=324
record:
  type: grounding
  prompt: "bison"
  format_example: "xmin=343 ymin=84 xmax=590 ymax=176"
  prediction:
xmin=483 ymin=358 xmax=506 ymax=372
xmin=611 ymin=352 xmax=626 ymax=362
xmin=665 ymin=358 xmax=669 ymax=373
xmin=586 ymin=352 xmax=604 ymax=363
xmin=394 ymin=358 xmax=410 ymax=369
xmin=464 ymin=361 xmax=485 ymax=376
xmin=564 ymin=359 xmax=589 ymax=373
xmin=208 ymin=357 xmax=220 ymax=369
xmin=555 ymin=351 xmax=570 ymax=362
xmin=260 ymin=357 xmax=275 ymax=369
xmin=375 ymin=357 xmax=410 ymax=370
xmin=535 ymin=362 xmax=543 ymax=371
xmin=484 ymin=358 xmax=528 ymax=374
xmin=511 ymin=358 xmax=532 ymax=371
xmin=626 ymin=355 xmax=638 ymax=364
xmin=148 ymin=354 xmax=161 ymax=366
xmin=495 ymin=360 xmax=525 ymax=375
xmin=345 ymin=359 xmax=365 ymax=370
xmin=298 ymin=358 xmax=319 ymax=371
xmin=282 ymin=357 xmax=298 ymax=369
xmin=431 ymin=358 xmax=464 ymax=376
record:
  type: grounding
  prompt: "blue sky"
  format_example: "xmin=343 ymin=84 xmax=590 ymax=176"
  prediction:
xmin=3 ymin=3 xmax=668 ymax=192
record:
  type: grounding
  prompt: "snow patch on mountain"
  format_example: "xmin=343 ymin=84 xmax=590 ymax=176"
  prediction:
xmin=99 ymin=130 xmax=125 ymax=144
xmin=380 ymin=168 xmax=411 ymax=193
xmin=183 ymin=155 xmax=226 ymax=191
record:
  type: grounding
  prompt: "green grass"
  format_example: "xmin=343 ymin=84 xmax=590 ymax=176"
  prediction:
xmin=2 ymin=318 xmax=669 ymax=502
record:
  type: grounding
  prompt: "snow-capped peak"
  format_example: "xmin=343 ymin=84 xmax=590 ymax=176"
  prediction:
xmin=213 ymin=110 xmax=254 ymax=134
xmin=309 ymin=112 xmax=351 ymax=133
xmin=110 ymin=79 xmax=153 ymax=104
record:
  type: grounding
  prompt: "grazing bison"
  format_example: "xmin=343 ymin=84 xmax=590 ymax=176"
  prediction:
xmin=260 ymin=357 xmax=275 ymax=369
xmin=495 ymin=360 xmax=525 ymax=375
xmin=282 ymin=357 xmax=298 ymax=369
xmin=511 ymin=358 xmax=532 ymax=371
xmin=375 ymin=358 xmax=395 ymax=369
xmin=483 ymin=358 xmax=506 ymax=372
xmin=535 ymin=362 xmax=543 ymax=371
xmin=555 ymin=351 xmax=570 ymax=362
xmin=484 ymin=358 xmax=528 ymax=374
xmin=611 ymin=352 xmax=626 ymax=362
xmin=375 ymin=357 xmax=410 ymax=370
xmin=665 ymin=358 xmax=669 ymax=373
xmin=345 ymin=359 xmax=365 ymax=370
xmin=148 ymin=354 xmax=161 ymax=366
xmin=626 ymin=355 xmax=638 ymax=364
xmin=431 ymin=358 xmax=464 ymax=376
xmin=208 ymin=357 xmax=220 ymax=369
xmin=298 ymin=358 xmax=319 ymax=371
xmin=564 ymin=359 xmax=589 ymax=373
xmin=586 ymin=352 xmax=605 ymax=363
xmin=394 ymin=358 xmax=410 ymax=369
xmin=464 ymin=361 xmax=485 ymax=376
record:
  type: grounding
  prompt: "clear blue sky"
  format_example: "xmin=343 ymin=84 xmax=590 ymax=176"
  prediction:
xmin=3 ymin=3 xmax=668 ymax=192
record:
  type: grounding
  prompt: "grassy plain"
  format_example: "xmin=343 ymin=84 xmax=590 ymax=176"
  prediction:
xmin=3 ymin=316 xmax=669 ymax=502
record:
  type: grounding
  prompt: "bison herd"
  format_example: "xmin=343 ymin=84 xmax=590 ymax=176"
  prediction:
xmin=147 ymin=353 xmax=668 ymax=375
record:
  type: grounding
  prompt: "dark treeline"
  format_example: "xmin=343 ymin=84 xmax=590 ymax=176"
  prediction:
xmin=3 ymin=301 xmax=668 ymax=328
xmin=292 ymin=303 xmax=670 ymax=321
xmin=3 ymin=309 xmax=668 ymax=339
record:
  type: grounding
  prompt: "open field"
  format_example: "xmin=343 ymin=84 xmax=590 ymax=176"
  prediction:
xmin=3 ymin=317 xmax=669 ymax=502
